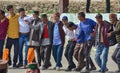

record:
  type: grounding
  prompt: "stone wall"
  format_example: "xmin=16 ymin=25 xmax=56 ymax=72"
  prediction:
xmin=0 ymin=1 xmax=119 ymax=13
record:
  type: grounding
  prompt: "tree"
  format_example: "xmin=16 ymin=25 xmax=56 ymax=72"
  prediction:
xmin=59 ymin=0 xmax=69 ymax=13
xmin=106 ymin=0 xmax=110 ymax=13
xmin=86 ymin=0 xmax=91 ymax=13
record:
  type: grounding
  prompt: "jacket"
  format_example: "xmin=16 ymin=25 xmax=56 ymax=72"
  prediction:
xmin=39 ymin=21 xmax=54 ymax=45
xmin=95 ymin=21 xmax=110 ymax=47
xmin=53 ymin=21 xmax=65 ymax=45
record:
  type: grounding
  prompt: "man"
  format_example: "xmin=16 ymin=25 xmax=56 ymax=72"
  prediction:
xmin=27 ymin=10 xmax=41 ymax=65
xmin=78 ymin=12 xmax=96 ymax=72
xmin=0 ymin=10 xmax=9 ymax=59
xmin=107 ymin=13 xmax=120 ymax=73
xmin=26 ymin=63 xmax=40 ymax=73
xmin=17 ymin=8 xmax=31 ymax=68
xmin=62 ymin=16 xmax=78 ymax=71
xmin=52 ymin=12 xmax=65 ymax=70
xmin=5 ymin=5 xmax=19 ymax=67
xmin=95 ymin=14 xmax=110 ymax=73
xmin=39 ymin=14 xmax=53 ymax=70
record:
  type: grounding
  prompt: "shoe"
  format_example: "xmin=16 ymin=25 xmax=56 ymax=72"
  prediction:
xmin=81 ymin=69 xmax=90 ymax=73
xmin=90 ymin=66 xmax=96 ymax=71
xmin=8 ymin=61 xmax=12 ymax=66
xmin=53 ymin=67 xmax=56 ymax=70
xmin=13 ymin=64 xmax=17 ymax=68
xmin=115 ymin=70 xmax=120 ymax=73
xmin=24 ymin=65 xmax=27 ymax=69
xmin=16 ymin=63 xmax=23 ymax=68
xmin=56 ymin=67 xmax=60 ymax=71
xmin=74 ymin=65 xmax=85 ymax=72
xmin=65 ymin=68 xmax=72 ymax=71
xmin=98 ymin=68 xmax=108 ymax=72
xmin=42 ymin=66 xmax=48 ymax=70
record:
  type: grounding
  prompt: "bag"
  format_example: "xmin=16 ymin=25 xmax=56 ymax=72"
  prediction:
xmin=27 ymin=47 xmax=35 ymax=64
xmin=2 ymin=48 xmax=9 ymax=61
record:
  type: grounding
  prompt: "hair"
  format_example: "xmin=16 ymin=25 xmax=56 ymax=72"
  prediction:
xmin=67 ymin=22 xmax=75 ymax=28
xmin=78 ymin=12 xmax=85 ymax=18
xmin=6 ymin=5 xmax=13 ymax=11
xmin=18 ymin=8 xmax=25 ymax=13
xmin=0 ymin=10 xmax=5 ymax=16
xmin=109 ymin=13 xmax=118 ymax=21
xmin=54 ymin=12 xmax=60 ymax=17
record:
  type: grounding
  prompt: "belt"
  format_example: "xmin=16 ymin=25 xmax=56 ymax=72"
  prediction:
xmin=19 ymin=32 xmax=29 ymax=35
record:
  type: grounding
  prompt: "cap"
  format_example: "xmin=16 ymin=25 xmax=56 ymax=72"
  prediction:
xmin=95 ymin=14 xmax=103 ymax=19
xmin=18 ymin=8 xmax=25 ymax=13
xmin=41 ymin=14 xmax=47 ymax=18
xmin=62 ymin=16 xmax=68 ymax=20
xmin=27 ymin=63 xmax=38 ymax=69
xmin=33 ymin=10 xmax=39 ymax=15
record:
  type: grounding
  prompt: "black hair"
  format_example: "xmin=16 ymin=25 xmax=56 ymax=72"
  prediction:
xmin=18 ymin=8 xmax=25 ymax=13
xmin=6 ymin=5 xmax=13 ymax=11
xmin=78 ymin=12 xmax=85 ymax=18
xmin=0 ymin=10 xmax=5 ymax=16
xmin=67 ymin=22 xmax=75 ymax=28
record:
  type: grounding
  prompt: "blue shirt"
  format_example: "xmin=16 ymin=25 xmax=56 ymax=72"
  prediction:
xmin=79 ymin=18 xmax=96 ymax=42
xmin=53 ymin=22 xmax=62 ymax=45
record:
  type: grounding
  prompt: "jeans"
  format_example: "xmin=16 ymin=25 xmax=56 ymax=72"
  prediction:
xmin=19 ymin=34 xmax=29 ymax=66
xmin=40 ymin=45 xmax=52 ymax=67
xmin=64 ymin=41 xmax=76 ymax=69
xmin=52 ymin=44 xmax=63 ymax=67
xmin=5 ymin=37 xmax=19 ymax=65
xmin=112 ymin=44 xmax=120 ymax=70
xmin=0 ymin=40 xmax=4 ymax=59
xmin=84 ymin=40 xmax=95 ymax=70
xmin=95 ymin=43 xmax=109 ymax=72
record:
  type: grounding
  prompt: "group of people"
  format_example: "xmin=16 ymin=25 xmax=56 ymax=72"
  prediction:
xmin=0 ymin=5 xmax=120 ymax=73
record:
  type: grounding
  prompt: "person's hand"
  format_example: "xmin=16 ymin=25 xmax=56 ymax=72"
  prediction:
xmin=72 ymin=38 xmax=77 ymax=41
xmin=107 ymin=33 xmax=111 ymax=37
xmin=25 ymin=20 xmax=30 ymax=25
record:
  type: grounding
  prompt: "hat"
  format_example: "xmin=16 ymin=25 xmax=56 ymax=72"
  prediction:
xmin=33 ymin=10 xmax=39 ymax=15
xmin=28 ymin=63 xmax=38 ymax=69
xmin=41 ymin=14 xmax=47 ymax=18
xmin=95 ymin=14 xmax=103 ymax=19
xmin=62 ymin=16 xmax=68 ymax=20
xmin=18 ymin=8 xmax=25 ymax=13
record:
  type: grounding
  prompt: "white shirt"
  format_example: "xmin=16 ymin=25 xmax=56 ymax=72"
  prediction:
xmin=19 ymin=16 xmax=33 ymax=33
xmin=63 ymin=25 xmax=79 ymax=40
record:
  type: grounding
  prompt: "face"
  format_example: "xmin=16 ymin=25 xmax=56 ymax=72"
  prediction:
xmin=28 ymin=69 xmax=38 ymax=73
xmin=53 ymin=14 xmax=59 ymax=22
xmin=0 ymin=13 xmax=2 ymax=20
xmin=41 ymin=17 xmax=47 ymax=23
xmin=96 ymin=18 xmax=102 ymax=23
xmin=62 ymin=20 xmax=68 ymax=25
xmin=19 ymin=11 xmax=25 ymax=17
xmin=109 ymin=16 xmax=116 ymax=24
xmin=68 ymin=26 xmax=74 ymax=31
xmin=33 ymin=14 xmax=39 ymax=19
xmin=8 ymin=8 xmax=14 ymax=14
xmin=78 ymin=16 xmax=84 ymax=22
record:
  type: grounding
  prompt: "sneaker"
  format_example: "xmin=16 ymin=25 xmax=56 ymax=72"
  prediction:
xmin=13 ymin=64 xmax=17 ymax=68
xmin=16 ymin=63 xmax=23 ymax=68
xmin=115 ymin=70 xmax=120 ymax=73
xmin=90 ymin=66 xmax=96 ymax=71
xmin=98 ymin=68 xmax=108 ymax=72
xmin=53 ymin=67 xmax=56 ymax=70
xmin=42 ymin=66 xmax=48 ymax=70
xmin=56 ymin=67 xmax=60 ymax=71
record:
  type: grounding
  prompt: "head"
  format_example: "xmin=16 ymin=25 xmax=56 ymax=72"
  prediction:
xmin=62 ymin=16 xmax=68 ymax=25
xmin=41 ymin=14 xmax=48 ymax=23
xmin=53 ymin=12 xmax=60 ymax=22
xmin=32 ymin=11 xmax=39 ymax=19
xmin=6 ymin=5 xmax=14 ymax=14
xmin=95 ymin=14 xmax=103 ymax=23
xmin=78 ymin=12 xmax=85 ymax=22
xmin=67 ymin=22 xmax=75 ymax=31
xmin=18 ymin=8 xmax=25 ymax=17
xmin=0 ymin=10 xmax=5 ymax=20
xmin=27 ymin=63 xmax=40 ymax=73
xmin=109 ymin=13 xmax=118 ymax=24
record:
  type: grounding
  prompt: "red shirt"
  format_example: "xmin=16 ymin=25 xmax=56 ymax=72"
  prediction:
xmin=0 ymin=18 xmax=9 ymax=40
xmin=42 ymin=24 xmax=49 ymax=38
